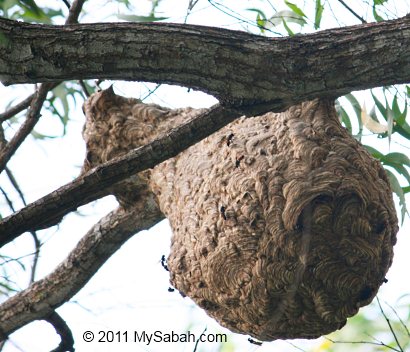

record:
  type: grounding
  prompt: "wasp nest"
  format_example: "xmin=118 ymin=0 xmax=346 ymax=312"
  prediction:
xmin=82 ymin=89 xmax=398 ymax=341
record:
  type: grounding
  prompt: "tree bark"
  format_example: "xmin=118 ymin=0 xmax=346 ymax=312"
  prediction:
xmin=1 ymin=16 xmax=409 ymax=111
xmin=0 ymin=104 xmax=239 ymax=245
xmin=0 ymin=194 xmax=163 ymax=339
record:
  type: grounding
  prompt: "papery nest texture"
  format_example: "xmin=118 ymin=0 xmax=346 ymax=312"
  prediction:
xmin=82 ymin=89 xmax=398 ymax=341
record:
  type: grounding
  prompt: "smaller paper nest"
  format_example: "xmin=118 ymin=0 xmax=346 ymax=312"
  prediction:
xmin=151 ymin=99 xmax=398 ymax=340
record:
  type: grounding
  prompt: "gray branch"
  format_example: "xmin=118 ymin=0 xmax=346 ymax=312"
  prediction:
xmin=1 ymin=16 xmax=409 ymax=108
xmin=0 ymin=196 xmax=164 ymax=338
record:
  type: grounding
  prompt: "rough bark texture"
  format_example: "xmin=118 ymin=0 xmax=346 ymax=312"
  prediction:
xmin=80 ymin=90 xmax=398 ymax=340
xmin=1 ymin=16 xmax=410 ymax=111
xmin=0 ymin=98 xmax=239 ymax=245
xmin=0 ymin=196 xmax=163 ymax=338
xmin=81 ymin=88 xmax=205 ymax=207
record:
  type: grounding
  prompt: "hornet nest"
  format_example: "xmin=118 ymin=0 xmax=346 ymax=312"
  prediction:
xmin=82 ymin=88 xmax=398 ymax=341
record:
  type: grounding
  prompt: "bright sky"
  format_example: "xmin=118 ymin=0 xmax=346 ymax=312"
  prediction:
xmin=0 ymin=1 xmax=409 ymax=351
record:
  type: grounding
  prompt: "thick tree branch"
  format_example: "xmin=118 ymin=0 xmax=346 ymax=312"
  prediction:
xmin=0 ymin=195 xmax=163 ymax=339
xmin=0 ymin=104 xmax=240 ymax=245
xmin=0 ymin=16 xmax=409 ymax=109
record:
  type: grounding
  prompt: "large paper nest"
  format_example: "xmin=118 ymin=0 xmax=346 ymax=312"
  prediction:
xmin=82 ymin=89 xmax=398 ymax=341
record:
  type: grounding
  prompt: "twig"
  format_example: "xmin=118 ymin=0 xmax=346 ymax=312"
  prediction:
xmin=0 ymin=83 xmax=51 ymax=174
xmin=207 ymin=0 xmax=282 ymax=35
xmin=0 ymin=188 xmax=14 ymax=211
xmin=0 ymin=94 xmax=36 ymax=123
xmin=184 ymin=0 xmax=200 ymax=23
xmin=385 ymin=301 xmax=410 ymax=338
xmin=325 ymin=335 xmax=400 ymax=351
xmin=62 ymin=0 xmax=91 ymax=98
xmin=78 ymin=80 xmax=91 ymax=97
xmin=377 ymin=297 xmax=404 ymax=351
xmin=0 ymin=0 xmax=87 ymax=173
xmin=193 ymin=327 xmax=207 ymax=352
xmin=286 ymin=341 xmax=307 ymax=351
xmin=5 ymin=168 xmax=26 ymax=206
xmin=45 ymin=312 xmax=75 ymax=352
xmin=61 ymin=0 xmax=71 ymax=9
xmin=141 ymin=84 xmax=161 ymax=101
xmin=1 ymin=168 xmax=41 ymax=284
xmin=28 ymin=233 xmax=41 ymax=284
xmin=336 ymin=0 xmax=366 ymax=23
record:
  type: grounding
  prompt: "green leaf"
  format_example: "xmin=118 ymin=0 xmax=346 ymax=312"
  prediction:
xmin=314 ymin=0 xmax=324 ymax=29
xmin=246 ymin=8 xmax=267 ymax=20
xmin=31 ymin=130 xmax=57 ymax=140
xmin=384 ymin=152 xmax=410 ymax=167
xmin=11 ymin=6 xmax=63 ymax=24
xmin=372 ymin=6 xmax=384 ymax=22
xmin=364 ymin=145 xmax=385 ymax=160
xmin=344 ymin=93 xmax=363 ymax=138
xmin=247 ymin=9 xmax=267 ymax=31
xmin=284 ymin=1 xmax=306 ymax=18
xmin=256 ymin=14 xmax=266 ymax=31
xmin=117 ymin=0 xmax=132 ymax=9
xmin=51 ymin=85 xmax=71 ymax=135
xmin=335 ymin=103 xmax=352 ymax=134
xmin=371 ymin=91 xmax=387 ymax=120
xmin=0 ymin=281 xmax=17 ymax=293
xmin=391 ymin=93 xmax=407 ymax=126
xmin=282 ymin=18 xmax=294 ymax=36
xmin=388 ymin=93 xmax=410 ymax=139
xmin=267 ymin=10 xmax=306 ymax=28
xmin=373 ymin=0 xmax=388 ymax=5
xmin=18 ymin=0 xmax=40 ymax=15
xmin=384 ymin=162 xmax=410 ymax=187
xmin=385 ymin=169 xmax=408 ymax=223
xmin=395 ymin=123 xmax=410 ymax=140
xmin=117 ymin=14 xmax=168 ymax=22
xmin=382 ymin=153 xmax=410 ymax=187
xmin=387 ymin=106 xmax=393 ymax=144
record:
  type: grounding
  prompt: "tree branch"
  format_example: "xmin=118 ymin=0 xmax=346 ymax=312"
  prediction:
xmin=0 ymin=16 xmax=409 ymax=108
xmin=0 ymin=104 xmax=240 ymax=246
xmin=0 ymin=93 xmax=36 ymax=123
xmin=336 ymin=0 xmax=366 ymax=23
xmin=0 ymin=83 xmax=52 ymax=174
xmin=0 ymin=0 xmax=87 ymax=174
xmin=0 ymin=194 xmax=163 ymax=338
xmin=65 ymin=0 xmax=86 ymax=24
xmin=45 ymin=312 xmax=75 ymax=352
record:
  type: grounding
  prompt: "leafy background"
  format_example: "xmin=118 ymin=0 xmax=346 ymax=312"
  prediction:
xmin=0 ymin=0 xmax=409 ymax=351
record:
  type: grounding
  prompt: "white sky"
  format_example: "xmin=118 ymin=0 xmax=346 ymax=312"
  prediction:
xmin=0 ymin=1 xmax=410 ymax=351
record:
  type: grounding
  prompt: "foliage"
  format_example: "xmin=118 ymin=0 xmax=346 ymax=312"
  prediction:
xmin=338 ymin=89 xmax=410 ymax=223
xmin=0 ymin=0 xmax=409 ymax=351
xmin=246 ymin=0 xmax=410 ymax=222
xmin=314 ymin=296 xmax=410 ymax=352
